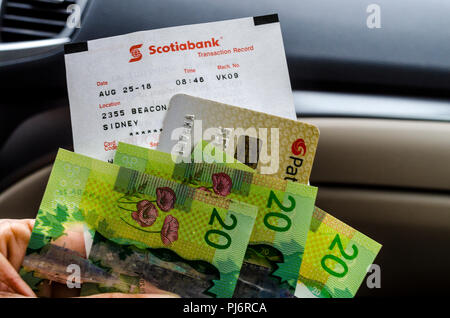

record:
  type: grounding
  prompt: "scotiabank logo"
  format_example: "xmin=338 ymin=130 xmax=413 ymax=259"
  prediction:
xmin=129 ymin=44 xmax=143 ymax=63
xmin=291 ymin=138 xmax=307 ymax=156
xmin=128 ymin=38 xmax=220 ymax=62
xmin=284 ymin=139 xmax=307 ymax=182
xmin=104 ymin=141 xmax=118 ymax=151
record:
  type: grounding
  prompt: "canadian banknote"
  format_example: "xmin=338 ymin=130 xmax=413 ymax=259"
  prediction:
xmin=20 ymin=148 xmax=257 ymax=298
xmin=191 ymin=142 xmax=382 ymax=298
xmin=295 ymin=207 xmax=382 ymax=298
xmin=114 ymin=142 xmax=318 ymax=297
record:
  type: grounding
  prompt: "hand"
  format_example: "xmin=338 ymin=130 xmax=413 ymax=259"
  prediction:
xmin=0 ymin=219 xmax=36 ymax=297
xmin=0 ymin=219 xmax=177 ymax=298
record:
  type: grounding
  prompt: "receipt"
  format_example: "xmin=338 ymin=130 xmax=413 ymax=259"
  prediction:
xmin=64 ymin=14 xmax=295 ymax=162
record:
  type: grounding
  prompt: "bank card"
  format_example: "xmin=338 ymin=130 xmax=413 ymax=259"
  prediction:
xmin=114 ymin=142 xmax=318 ymax=297
xmin=64 ymin=14 xmax=296 ymax=163
xmin=20 ymin=149 xmax=257 ymax=298
xmin=158 ymin=94 xmax=319 ymax=183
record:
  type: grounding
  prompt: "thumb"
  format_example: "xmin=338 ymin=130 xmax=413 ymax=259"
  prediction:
xmin=0 ymin=253 xmax=36 ymax=297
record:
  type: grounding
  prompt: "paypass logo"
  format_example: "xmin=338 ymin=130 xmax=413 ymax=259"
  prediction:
xmin=129 ymin=44 xmax=143 ymax=63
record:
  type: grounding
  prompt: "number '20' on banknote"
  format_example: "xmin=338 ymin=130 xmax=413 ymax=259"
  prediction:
xmin=19 ymin=148 xmax=257 ymax=298
xmin=114 ymin=142 xmax=318 ymax=297
xmin=295 ymin=207 xmax=382 ymax=298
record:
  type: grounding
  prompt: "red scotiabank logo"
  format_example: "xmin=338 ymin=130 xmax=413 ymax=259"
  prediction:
xmin=291 ymin=139 xmax=307 ymax=156
xmin=129 ymin=44 xmax=143 ymax=63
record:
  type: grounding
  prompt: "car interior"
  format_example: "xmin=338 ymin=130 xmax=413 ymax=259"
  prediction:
xmin=0 ymin=0 xmax=449 ymax=297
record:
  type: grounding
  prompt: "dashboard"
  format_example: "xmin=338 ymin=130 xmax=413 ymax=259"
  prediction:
xmin=1 ymin=0 xmax=450 ymax=186
xmin=2 ymin=0 xmax=450 ymax=98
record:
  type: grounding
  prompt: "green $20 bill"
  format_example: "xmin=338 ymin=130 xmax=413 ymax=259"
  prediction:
xmin=20 ymin=149 xmax=257 ymax=298
xmin=114 ymin=142 xmax=318 ymax=297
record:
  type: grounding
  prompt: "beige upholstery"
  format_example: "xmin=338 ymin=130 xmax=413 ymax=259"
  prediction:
xmin=303 ymin=117 xmax=450 ymax=296
xmin=304 ymin=118 xmax=450 ymax=191
xmin=0 ymin=165 xmax=51 ymax=219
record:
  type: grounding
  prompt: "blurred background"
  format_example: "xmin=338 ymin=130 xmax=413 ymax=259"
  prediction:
xmin=0 ymin=0 xmax=449 ymax=297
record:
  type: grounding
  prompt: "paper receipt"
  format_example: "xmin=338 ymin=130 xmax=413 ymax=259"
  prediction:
xmin=64 ymin=14 xmax=296 ymax=162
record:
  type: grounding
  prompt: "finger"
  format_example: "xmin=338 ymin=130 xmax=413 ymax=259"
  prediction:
xmin=79 ymin=292 xmax=179 ymax=298
xmin=0 ymin=281 xmax=15 ymax=293
xmin=51 ymin=225 xmax=86 ymax=258
xmin=0 ymin=252 xmax=36 ymax=297
xmin=0 ymin=219 xmax=35 ymax=229
xmin=0 ymin=291 xmax=29 ymax=298
xmin=0 ymin=220 xmax=35 ymax=271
